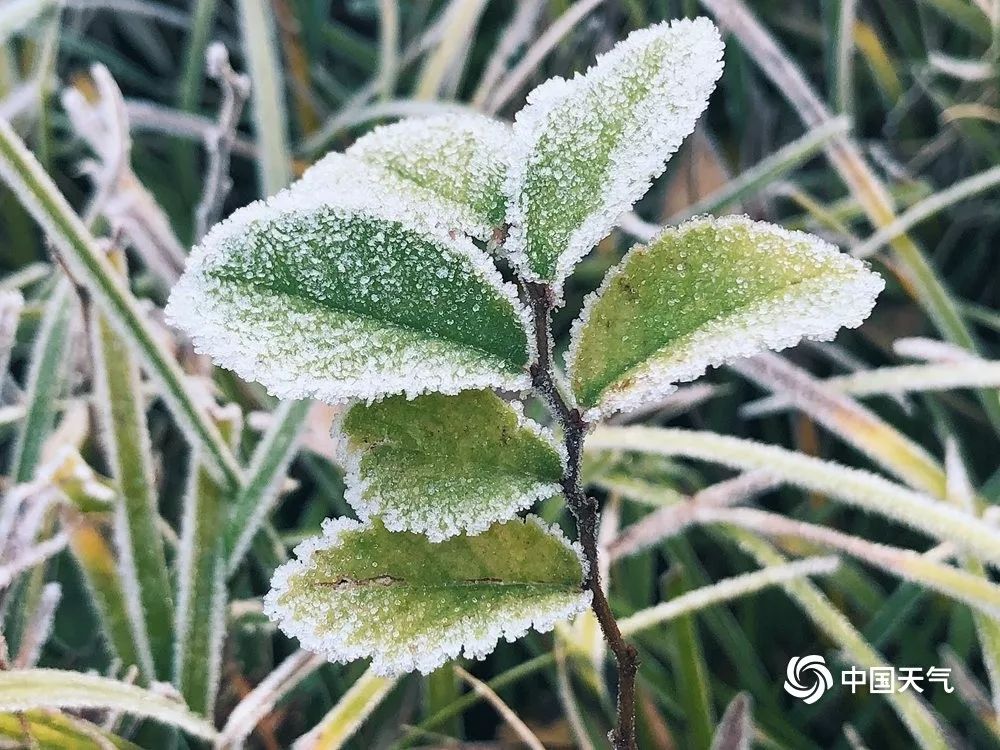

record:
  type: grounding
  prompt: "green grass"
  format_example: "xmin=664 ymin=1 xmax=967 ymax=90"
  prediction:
xmin=0 ymin=1 xmax=998 ymax=748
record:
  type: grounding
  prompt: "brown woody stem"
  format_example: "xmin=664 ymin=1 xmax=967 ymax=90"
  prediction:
xmin=523 ymin=280 xmax=639 ymax=750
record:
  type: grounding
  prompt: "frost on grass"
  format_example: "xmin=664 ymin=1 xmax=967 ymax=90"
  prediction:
xmin=504 ymin=17 xmax=724 ymax=290
xmin=344 ymin=114 xmax=512 ymax=241
xmin=336 ymin=390 xmax=564 ymax=541
xmin=568 ymin=215 xmax=884 ymax=420
xmin=264 ymin=516 xmax=589 ymax=675
xmin=166 ymin=179 xmax=532 ymax=404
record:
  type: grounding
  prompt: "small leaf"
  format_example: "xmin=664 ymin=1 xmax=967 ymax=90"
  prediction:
xmin=342 ymin=114 xmax=511 ymax=240
xmin=568 ymin=216 xmax=883 ymax=418
xmin=337 ymin=390 xmax=564 ymax=541
xmin=505 ymin=17 xmax=724 ymax=287
xmin=264 ymin=516 xmax=589 ymax=675
xmin=167 ymin=186 xmax=531 ymax=404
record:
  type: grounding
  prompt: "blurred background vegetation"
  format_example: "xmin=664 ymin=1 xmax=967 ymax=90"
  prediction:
xmin=0 ymin=0 xmax=999 ymax=748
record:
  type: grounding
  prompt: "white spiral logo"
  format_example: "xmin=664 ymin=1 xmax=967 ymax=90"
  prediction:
xmin=784 ymin=655 xmax=833 ymax=704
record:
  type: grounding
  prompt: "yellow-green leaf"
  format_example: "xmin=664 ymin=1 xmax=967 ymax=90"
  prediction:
xmin=568 ymin=216 xmax=883 ymax=418
xmin=265 ymin=516 xmax=588 ymax=675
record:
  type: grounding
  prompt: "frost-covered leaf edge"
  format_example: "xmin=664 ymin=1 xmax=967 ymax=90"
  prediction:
xmin=567 ymin=214 xmax=885 ymax=420
xmin=332 ymin=394 xmax=566 ymax=541
xmin=262 ymin=515 xmax=591 ymax=676
xmin=503 ymin=17 xmax=725 ymax=291
xmin=166 ymin=179 xmax=534 ymax=405
xmin=343 ymin=113 xmax=513 ymax=241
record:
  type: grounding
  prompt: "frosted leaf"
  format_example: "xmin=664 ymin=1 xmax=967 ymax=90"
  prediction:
xmin=568 ymin=215 xmax=884 ymax=420
xmin=166 ymin=183 xmax=532 ymax=404
xmin=505 ymin=17 xmax=724 ymax=289
xmin=264 ymin=516 xmax=590 ymax=675
xmin=336 ymin=390 xmax=564 ymax=541
xmin=344 ymin=114 xmax=512 ymax=241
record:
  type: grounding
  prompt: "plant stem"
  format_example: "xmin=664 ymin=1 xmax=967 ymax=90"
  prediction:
xmin=523 ymin=280 xmax=639 ymax=750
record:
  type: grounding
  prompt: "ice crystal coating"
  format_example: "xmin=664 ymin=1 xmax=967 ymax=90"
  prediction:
xmin=344 ymin=114 xmax=512 ymax=241
xmin=504 ymin=17 xmax=724 ymax=289
xmin=567 ymin=215 xmax=884 ymax=420
xmin=167 ymin=180 xmax=532 ymax=403
xmin=264 ymin=516 xmax=590 ymax=675
xmin=336 ymin=390 xmax=564 ymax=541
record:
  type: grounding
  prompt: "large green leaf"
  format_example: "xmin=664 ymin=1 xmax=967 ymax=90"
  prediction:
xmin=569 ymin=216 xmax=883 ymax=418
xmin=337 ymin=390 xmax=564 ymax=541
xmin=504 ymin=17 xmax=724 ymax=288
xmin=167 ymin=186 xmax=531 ymax=403
xmin=264 ymin=516 xmax=588 ymax=675
xmin=339 ymin=114 xmax=510 ymax=240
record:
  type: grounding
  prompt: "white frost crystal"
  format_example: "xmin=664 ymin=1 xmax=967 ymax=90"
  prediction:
xmin=346 ymin=113 xmax=512 ymax=241
xmin=167 ymin=168 xmax=532 ymax=404
xmin=505 ymin=17 xmax=725 ymax=291
xmin=264 ymin=516 xmax=590 ymax=675
xmin=567 ymin=215 xmax=885 ymax=420
xmin=335 ymin=391 xmax=565 ymax=541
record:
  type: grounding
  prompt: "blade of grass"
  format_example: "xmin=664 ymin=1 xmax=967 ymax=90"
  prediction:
xmin=0 ymin=118 xmax=242 ymax=488
xmin=744 ymin=360 xmax=1000 ymax=415
xmin=733 ymin=532 xmax=948 ymax=750
xmin=414 ymin=0 xmax=487 ymax=101
xmin=88 ymin=249 xmax=174 ymax=681
xmin=619 ymin=557 xmax=840 ymax=635
xmin=66 ymin=514 xmax=153 ymax=681
xmin=218 ymin=650 xmax=325 ymax=749
xmin=665 ymin=116 xmax=852 ymax=225
xmin=664 ymin=570 xmax=715 ymax=750
xmin=730 ymin=354 xmax=946 ymax=497
xmin=0 ymin=709 xmax=141 ymax=749
xmin=294 ymin=668 xmax=398 ymax=750
xmin=692 ymin=506 xmax=1000 ymax=620
xmin=425 ymin=666 xmax=463 ymax=741
xmin=9 ymin=278 xmax=71 ymax=483
xmin=485 ymin=0 xmax=604 ymax=114
xmin=377 ymin=0 xmax=399 ymax=101
xmin=699 ymin=0 xmax=1000 ymax=434
xmin=586 ymin=426 xmax=1000 ymax=566
xmin=854 ymin=165 xmax=1000 ymax=258
xmin=225 ymin=398 xmax=309 ymax=575
xmin=236 ymin=0 xmax=291 ymax=194
xmin=173 ymin=458 xmax=228 ymax=715
xmin=944 ymin=443 xmax=1000 ymax=715
xmin=455 ymin=666 xmax=545 ymax=750
xmin=0 ymin=669 xmax=218 ymax=740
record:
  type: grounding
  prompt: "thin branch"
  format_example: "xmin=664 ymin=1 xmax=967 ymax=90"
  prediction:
xmin=523 ymin=280 xmax=638 ymax=750
xmin=194 ymin=43 xmax=251 ymax=242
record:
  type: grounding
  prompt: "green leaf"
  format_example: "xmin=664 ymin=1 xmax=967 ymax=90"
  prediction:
xmin=265 ymin=516 xmax=588 ymax=675
xmin=340 ymin=114 xmax=511 ymax=240
xmin=568 ymin=216 xmax=883 ymax=418
xmin=167 ymin=186 xmax=531 ymax=404
xmin=504 ymin=17 xmax=724 ymax=287
xmin=337 ymin=390 xmax=563 ymax=540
